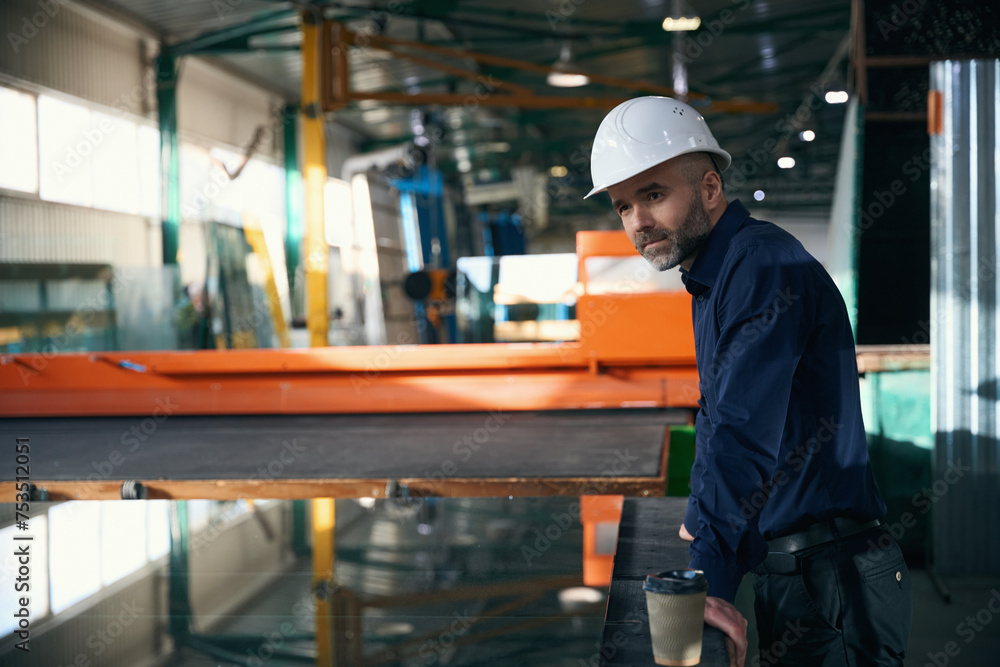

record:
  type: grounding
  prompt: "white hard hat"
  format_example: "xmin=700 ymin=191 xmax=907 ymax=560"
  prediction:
xmin=584 ymin=96 xmax=732 ymax=199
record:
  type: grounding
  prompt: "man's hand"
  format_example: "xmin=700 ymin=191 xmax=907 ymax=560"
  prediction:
xmin=679 ymin=523 xmax=694 ymax=541
xmin=704 ymin=596 xmax=748 ymax=667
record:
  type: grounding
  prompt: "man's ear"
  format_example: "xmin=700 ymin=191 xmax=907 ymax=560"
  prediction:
xmin=702 ymin=169 xmax=725 ymax=209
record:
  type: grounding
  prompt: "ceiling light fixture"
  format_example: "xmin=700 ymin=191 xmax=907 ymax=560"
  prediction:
xmin=663 ymin=0 xmax=701 ymax=32
xmin=662 ymin=16 xmax=701 ymax=31
xmin=754 ymin=190 xmax=765 ymax=201
xmin=549 ymin=165 xmax=568 ymax=177
xmin=777 ymin=157 xmax=796 ymax=169
xmin=547 ymin=43 xmax=590 ymax=88
xmin=824 ymin=90 xmax=849 ymax=104
xmin=799 ymin=130 xmax=816 ymax=142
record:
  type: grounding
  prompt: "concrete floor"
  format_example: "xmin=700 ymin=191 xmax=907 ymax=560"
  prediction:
xmin=904 ymin=569 xmax=1000 ymax=667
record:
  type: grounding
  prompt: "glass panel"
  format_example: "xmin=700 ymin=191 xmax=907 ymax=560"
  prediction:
xmin=0 ymin=86 xmax=38 ymax=193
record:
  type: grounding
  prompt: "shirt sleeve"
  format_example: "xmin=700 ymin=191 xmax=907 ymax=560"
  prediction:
xmin=688 ymin=243 xmax=810 ymax=602
xmin=683 ymin=406 xmax=709 ymax=535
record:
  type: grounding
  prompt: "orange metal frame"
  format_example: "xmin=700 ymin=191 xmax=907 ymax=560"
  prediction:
xmin=324 ymin=22 xmax=779 ymax=115
xmin=0 ymin=231 xmax=699 ymax=418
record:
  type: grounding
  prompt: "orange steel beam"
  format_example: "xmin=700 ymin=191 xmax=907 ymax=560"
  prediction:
xmin=326 ymin=25 xmax=779 ymax=115
xmin=0 ymin=360 xmax=700 ymax=417
xmin=0 ymin=231 xmax=700 ymax=417
xmin=357 ymin=30 xmax=690 ymax=100
xmin=346 ymin=33 xmax=533 ymax=97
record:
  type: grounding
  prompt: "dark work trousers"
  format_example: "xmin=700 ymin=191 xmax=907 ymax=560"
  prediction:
xmin=752 ymin=526 xmax=913 ymax=666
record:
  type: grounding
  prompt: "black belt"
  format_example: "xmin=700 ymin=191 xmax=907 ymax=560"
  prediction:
xmin=754 ymin=518 xmax=882 ymax=575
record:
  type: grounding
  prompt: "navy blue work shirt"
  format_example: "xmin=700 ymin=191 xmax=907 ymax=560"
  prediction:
xmin=678 ymin=199 xmax=886 ymax=603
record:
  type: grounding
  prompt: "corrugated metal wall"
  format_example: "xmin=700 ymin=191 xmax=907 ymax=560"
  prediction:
xmin=0 ymin=0 xmax=155 ymax=273
xmin=0 ymin=0 xmax=149 ymax=111
xmin=0 ymin=196 xmax=156 ymax=266
xmin=930 ymin=58 xmax=1000 ymax=575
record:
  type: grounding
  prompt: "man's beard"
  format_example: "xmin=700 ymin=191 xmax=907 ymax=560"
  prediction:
xmin=633 ymin=194 xmax=712 ymax=271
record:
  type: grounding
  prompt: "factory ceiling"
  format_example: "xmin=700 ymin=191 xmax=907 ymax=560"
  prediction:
xmin=85 ymin=0 xmax=853 ymax=224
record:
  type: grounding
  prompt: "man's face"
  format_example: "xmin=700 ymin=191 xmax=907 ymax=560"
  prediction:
xmin=607 ymin=159 xmax=711 ymax=271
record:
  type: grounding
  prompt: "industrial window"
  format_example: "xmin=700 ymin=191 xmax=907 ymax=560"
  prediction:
xmin=137 ymin=124 xmax=160 ymax=218
xmin=0 ymin=86 xmax=39 ymax=194
xmin=38 ymin=95 xmax=94 ymax=208
xmin=35 ymin=92 xmax=158 ymax=216
xmin=92 ymin=110 xmax=140 ymax=214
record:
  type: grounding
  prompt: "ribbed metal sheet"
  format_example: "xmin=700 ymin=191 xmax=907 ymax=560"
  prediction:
xmin=0 ymin=0 xmax=147 ymax=110
xmin=0 ymin=196 xmax=152 ymax=267
xmin=929 ymin=58 xmax=1000 ymax=575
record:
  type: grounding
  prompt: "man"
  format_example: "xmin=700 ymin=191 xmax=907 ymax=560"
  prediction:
xmin=585 ymin=97 xmax=912 ymax=666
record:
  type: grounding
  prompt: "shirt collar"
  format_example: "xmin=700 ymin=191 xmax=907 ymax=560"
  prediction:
xmin=680 ymin=199 xmax=751 ymax=296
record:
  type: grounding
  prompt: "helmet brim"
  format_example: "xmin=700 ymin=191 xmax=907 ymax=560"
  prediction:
xmin=583 ymin=146 xmax=732 ymax=200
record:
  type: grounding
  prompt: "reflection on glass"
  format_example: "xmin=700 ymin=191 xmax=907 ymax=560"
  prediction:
xmin=48 ymin=502 xmax=101 ymax=614
xmin=99 ymin=501 xmax=147 ymax=587
xmin=0 ymin=498 xmax=613 ymax=666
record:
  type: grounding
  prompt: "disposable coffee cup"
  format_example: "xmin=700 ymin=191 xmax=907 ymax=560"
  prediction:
xmin=643 ymin=569 xmax=709 ymax=666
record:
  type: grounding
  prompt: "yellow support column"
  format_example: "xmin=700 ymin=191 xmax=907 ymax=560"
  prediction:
xmin=303 ymin=12 xmax=335 ymax=666
xmin=312 ymin=498 xmax=336 ymax=666
xmin=302 ymin=11 xmax=329 ymax=348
